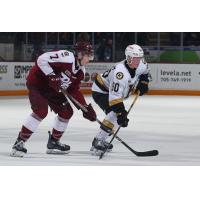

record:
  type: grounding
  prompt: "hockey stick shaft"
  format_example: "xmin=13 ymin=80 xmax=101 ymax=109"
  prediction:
xmin=61 ymin=90 xmax=88 ymax=112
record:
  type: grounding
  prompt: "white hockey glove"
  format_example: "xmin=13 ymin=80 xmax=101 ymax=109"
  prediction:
xmin=60 ymin=72 xmax=72 ymax=90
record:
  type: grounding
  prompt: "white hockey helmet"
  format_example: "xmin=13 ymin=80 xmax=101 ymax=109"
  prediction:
xmin=125 ymin=44 xmax=144 ymax=61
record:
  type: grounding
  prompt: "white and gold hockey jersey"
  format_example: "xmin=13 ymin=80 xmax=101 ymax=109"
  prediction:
xmin=92 ymin=59 xmax=150 ymax=107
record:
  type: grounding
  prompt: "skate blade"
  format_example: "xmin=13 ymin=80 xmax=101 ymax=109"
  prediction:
xmin=46 ymin=149 xmax=70 ymax=155
xmin=10 ymin=149 xmax=25 ymax=158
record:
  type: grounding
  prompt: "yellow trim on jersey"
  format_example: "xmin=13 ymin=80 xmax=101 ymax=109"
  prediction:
xmin=109 ymin=98 xmax=123 ymax=106
xmin=102 ymin=119 xmax=114 ymax=130
xmin=96 ymin=74 xmax=108 ymax=89
xmin=140 ymin=81 xmax=149 ymax=85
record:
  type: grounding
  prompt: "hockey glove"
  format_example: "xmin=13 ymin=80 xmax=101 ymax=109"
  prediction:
xmin=117 ymin=110 xmax=129 ymax=127
xmin=48 ymin=72 xmax=72 ymax=92
xmin=83 ymin=104 xmax=97 ymax=122
xmin=136 ymin=81 xmax=149 ymax=96
xmin=60 ymin=72 xmax=72 ymax=90
xmin=48 ymin=74 xmax=61 ymax=92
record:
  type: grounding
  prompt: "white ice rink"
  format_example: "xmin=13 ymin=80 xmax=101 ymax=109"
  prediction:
xmin=0 ymin=95 xmax=200 ymax=166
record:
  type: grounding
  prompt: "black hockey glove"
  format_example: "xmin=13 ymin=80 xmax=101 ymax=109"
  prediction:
xmin=83 ymin=104 xmax=97 ymax=122
xmin=117 ymin=110 xmax=129 ymax=127
xmin=136 ymin=81 xmax=149 ymax=96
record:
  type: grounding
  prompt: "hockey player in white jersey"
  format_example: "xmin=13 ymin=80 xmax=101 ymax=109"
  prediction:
xmin=90 ymin=44 xmax=150 ymax=155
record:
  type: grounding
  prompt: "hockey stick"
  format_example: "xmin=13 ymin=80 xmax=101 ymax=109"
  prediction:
xmin=61 ymin=90 xmax=158 ymax=158
xmin=96 ymin=118 xmax=158 ymax=157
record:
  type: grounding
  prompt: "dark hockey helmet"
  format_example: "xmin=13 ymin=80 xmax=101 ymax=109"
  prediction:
xmin=74 ymin=41 xmax=94 ymax=60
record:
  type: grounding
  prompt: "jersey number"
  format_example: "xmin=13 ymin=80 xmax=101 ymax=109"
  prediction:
xmin=111 ymin=82 xmax=119 ymax=92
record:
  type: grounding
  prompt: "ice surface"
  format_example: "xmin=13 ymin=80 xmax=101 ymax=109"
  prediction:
xmin=0 ymin=95 xmax=200 ymax=165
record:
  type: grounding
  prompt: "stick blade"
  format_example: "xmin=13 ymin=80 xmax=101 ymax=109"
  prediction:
xmin=136 ymin=150 xmax=159 ymax=157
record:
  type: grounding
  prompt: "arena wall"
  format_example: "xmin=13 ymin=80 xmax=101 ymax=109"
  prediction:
xmin=0 ymin=62 xmax=200 ymax=96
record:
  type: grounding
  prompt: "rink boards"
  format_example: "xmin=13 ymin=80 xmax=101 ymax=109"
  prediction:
xmin=0 ymin=62 xmax=200 ymax=96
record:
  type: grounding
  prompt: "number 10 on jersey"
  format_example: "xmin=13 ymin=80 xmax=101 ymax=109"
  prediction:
xmin=111 ymin=82 xmax=119 ymax=92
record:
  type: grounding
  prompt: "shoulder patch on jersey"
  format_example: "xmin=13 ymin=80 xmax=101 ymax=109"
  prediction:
xmin=116 ymin=72 xmax=124 ymax=80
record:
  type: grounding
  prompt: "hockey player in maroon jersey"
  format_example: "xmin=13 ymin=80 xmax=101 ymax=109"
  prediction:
xmin=10 ymin=42 xmax=96 ymax=157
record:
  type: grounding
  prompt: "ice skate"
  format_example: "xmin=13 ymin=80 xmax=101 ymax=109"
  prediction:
xmin=10 ymin=139 xmax=27 ymax=157
xmin=46 ymin=132 xmax=70 ymax=154
xmin=90 ymin=138 xmax=113 ymax=156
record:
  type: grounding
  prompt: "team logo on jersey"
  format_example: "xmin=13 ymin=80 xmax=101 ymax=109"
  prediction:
xmin=116 ymin=72 xmax=124 ymax=80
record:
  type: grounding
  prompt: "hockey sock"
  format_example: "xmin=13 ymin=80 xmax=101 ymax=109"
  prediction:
xmin=52 ymin=116 xmax=69 ymax=140
xmin=96 ymin=111 xmax=117 ymax=141
xmin=19 ymin=113 xmax=42 ymax=142
xmin=19 ymin=126 xmax=33 ymax=142
xmin=51 ymin=129 xmax=63 ymax=141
